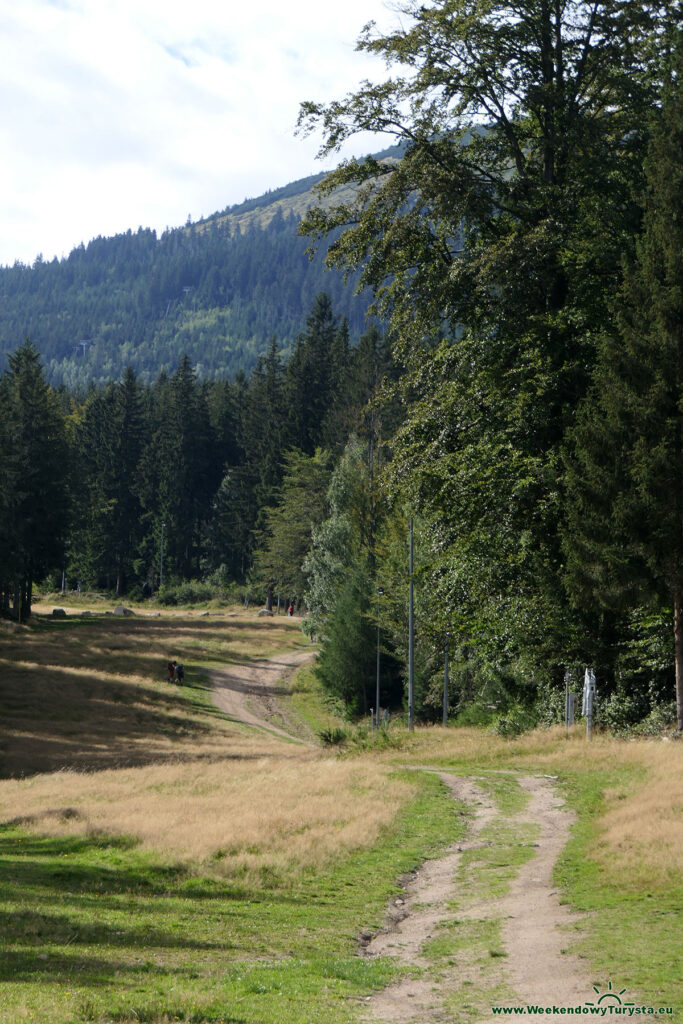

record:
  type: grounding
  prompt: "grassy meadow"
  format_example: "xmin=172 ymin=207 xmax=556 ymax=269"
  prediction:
xmin=0 ymin=604 xmax=680 ymax=1022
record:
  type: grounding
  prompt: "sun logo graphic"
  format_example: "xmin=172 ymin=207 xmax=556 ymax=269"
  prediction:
xmin=585 ymin=982 xmax=635 ymax=1008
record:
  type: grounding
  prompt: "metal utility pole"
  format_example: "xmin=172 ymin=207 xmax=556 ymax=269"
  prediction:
xmin=443 ymin=636 xmax=449 ymax=727
xmin=583 ymin=667 xmax=596 ymax=741
xmin=408 ymin=517 xmax=414 ymax=731
xmin=565 ymin=669 xmax=570 ymax=736
xmin=160 ymin=521 xmax=166 ymax=590
xmin=375 ymin=588 xmax=383 ymax=730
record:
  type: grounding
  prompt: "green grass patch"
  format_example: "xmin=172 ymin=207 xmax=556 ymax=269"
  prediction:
xmin=553 ymin=766 xmax=681 ymax=1008
xmin=289 ymin=665 xmax=345 ymax=737
xmin=0 ymin=771 xmax=461 ymax=1024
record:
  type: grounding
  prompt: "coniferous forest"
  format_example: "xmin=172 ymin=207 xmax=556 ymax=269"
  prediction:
xmin=2 ymin=0 xmax=683 ymax=735
xmin=0 ymin=171 xmax=380 ymax=389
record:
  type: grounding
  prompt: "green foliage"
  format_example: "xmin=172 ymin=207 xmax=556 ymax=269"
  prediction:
xmin=318 ymin=726 xmax=351 ymax=746
xmin=493 ymin=703 xmax=539 ymax=738
xmin=598 ymin=693 xmax=646 ymax=734
xmin=346 ymin=722 xmax=407 ymax=752
xmin=297 ymin=0 xmax=678 ymax=721
xmin=303 ymin=437 xmax=371 ymax=637
xmin=564 ymin=42 xmax=683 ymax=727
xmin=316 ymin=565 xmax=376 ymax=716
xmin=0 ymin=295 xmax=398 ymax=616
xmin=630 ymin=702 xmax=678 ymax=736
xmin=253 ymin=448 xmax=334 ymax=602
xmin=157 ymin=581 xmax=219 ymax=606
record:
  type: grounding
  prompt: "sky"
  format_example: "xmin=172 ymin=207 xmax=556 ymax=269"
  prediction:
xmin=0 ymin=0 xmax=398 ymax=268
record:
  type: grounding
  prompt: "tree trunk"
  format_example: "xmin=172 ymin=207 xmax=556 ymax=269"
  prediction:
xmin=20 ymin=577 xmax=30 ymax=622
xmin=674 ymin=587 xmax=683 ymax=732
xmin=265 ymin=584 xmax=273 ymax=612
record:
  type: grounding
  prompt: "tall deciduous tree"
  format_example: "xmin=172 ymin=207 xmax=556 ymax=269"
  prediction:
xmin=299 ymin=0 xmax=663 ymax=359
xmin=298 ymin=0 xmax=671 ymax=681
xmin=565 ymin=48 xmax=683 ymax=730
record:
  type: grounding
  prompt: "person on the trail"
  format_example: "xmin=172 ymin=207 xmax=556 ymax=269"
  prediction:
xmin=167 ymin=660 xmax=176 ymax=682
xmin=288 ymin=603 xmax=294 ymax=616
xmin=174 ymin=662 xmax=185 ymax=684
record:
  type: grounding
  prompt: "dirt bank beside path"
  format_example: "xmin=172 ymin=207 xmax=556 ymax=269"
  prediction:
xmin=210 ymin=648 xmax=315 ymax=743
xmin=363 ymin=772 xmax=589 ymax=1024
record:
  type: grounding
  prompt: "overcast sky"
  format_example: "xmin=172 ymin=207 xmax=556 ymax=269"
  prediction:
xmin=0 ymin=0 xmax=398 ymax=267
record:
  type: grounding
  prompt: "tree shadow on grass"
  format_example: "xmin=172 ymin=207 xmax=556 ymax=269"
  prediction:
xmin=0 ymin=615 xmax=305 ymax=777
xmin=0 ymin=827 xmax=299 ymax=991
xmin=0 ymin=665 xmax=282 ymax=779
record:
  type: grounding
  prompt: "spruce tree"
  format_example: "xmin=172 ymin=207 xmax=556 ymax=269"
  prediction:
xmin=2 ymin=341 xmax=69 ymax=618
xmin=565 ymin=46 xmax=683 ymax=730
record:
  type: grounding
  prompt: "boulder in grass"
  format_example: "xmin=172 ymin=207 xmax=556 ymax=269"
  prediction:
xmin=113 ymin=605 xmax=135 ymax=617
xmin=52 ymin=608 xmax=67 ymax=618
xmin=257 ymin=608 xmax=274 ymax=617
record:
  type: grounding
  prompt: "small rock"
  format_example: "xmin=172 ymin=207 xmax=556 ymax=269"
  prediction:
xmin=113 ymin=605 xmax=135 ymax=617
xmin=51 ymin=608 xmax=67 ymax=618
xmin=257 ymin=608 xmax=274 ymax=617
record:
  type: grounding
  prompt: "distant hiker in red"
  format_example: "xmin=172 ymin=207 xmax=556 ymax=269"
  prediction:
xmin=167 ymin=660 xmax=176 ymax=682
xmin=288 ymin=604 xmax=294 ymax=616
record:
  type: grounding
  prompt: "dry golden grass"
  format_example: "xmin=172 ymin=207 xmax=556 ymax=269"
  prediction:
xmin=3 ymin=610 xmax=679 ymax=893
xmin=590 ymin=745 xmax=683 ymax=888
xmin=0 ymin=611 xmax=414 ymax=885
xmin=0 ymin=611 xmax=307 ymax=776
xmin=0 ymin=754 xmax=414 ymax=883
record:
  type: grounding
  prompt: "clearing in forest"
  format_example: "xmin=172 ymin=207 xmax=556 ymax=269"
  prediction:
xmin=0 ymin=606 xmax=679 ymax=1024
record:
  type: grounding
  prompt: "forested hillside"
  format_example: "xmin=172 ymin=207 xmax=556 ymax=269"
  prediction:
xmin=0 ymin=162 xmax=395 ymax=387
xmin=2 ymin=1 xmax=682 ymax=736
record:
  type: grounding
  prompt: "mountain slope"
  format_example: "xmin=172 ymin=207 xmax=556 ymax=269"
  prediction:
xmin=0 ymin=151 xmax=401 ymax=387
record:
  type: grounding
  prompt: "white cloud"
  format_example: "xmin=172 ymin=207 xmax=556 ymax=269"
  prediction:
xmin=0 ymin=0 xmax=398 ymax=266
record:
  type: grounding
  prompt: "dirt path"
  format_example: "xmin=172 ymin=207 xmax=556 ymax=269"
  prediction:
xmin=497 ymin=775 xmax=588 ymax=1018
xmin=209 ymin=647 xmax=315 ymax=743
xmin=363 ymin=772 xmax=590 ymax=1024
xmin=209 ymin=651 xmax=590 ymax=1020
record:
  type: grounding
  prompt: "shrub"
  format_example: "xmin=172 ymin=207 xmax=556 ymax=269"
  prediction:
xmin=493 ymin=702 xmax=539 ymax=737
xmin=598 ymin=692 xmax=643 ymax=734
xmin=630 ymin=702 xmax=678 ymax=736
xmin=318 ymin=726 xmax=350 ymax=746
xmin=455 ymin=703 xmax=498 ymax=728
